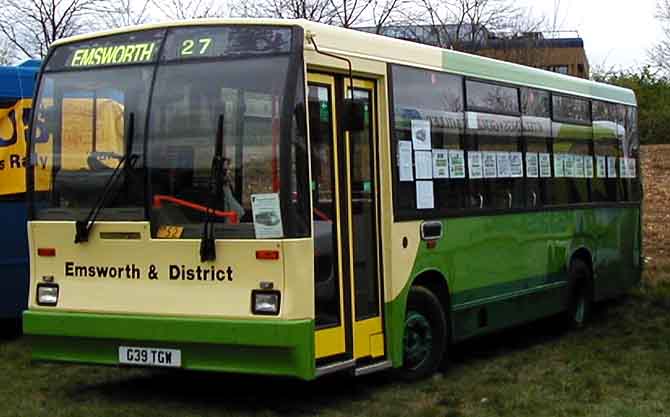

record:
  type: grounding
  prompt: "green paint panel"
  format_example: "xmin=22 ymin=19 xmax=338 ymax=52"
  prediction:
xmin=386 ymin=206 xmax=641 ymax=368
xmin=442 ymin=51 xmax=636 ymax=106
xmin=24 ymin=311 xmax=316 ymax=380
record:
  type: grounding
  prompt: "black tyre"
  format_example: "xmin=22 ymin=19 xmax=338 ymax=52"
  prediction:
xmin=566 ymin=258 xmax=594 ymax=329
xmin=400 ymin=286 xmax=448 ymax=381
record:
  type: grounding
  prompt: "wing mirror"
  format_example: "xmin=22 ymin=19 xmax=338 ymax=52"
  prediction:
xmin=342 ymin=99 xmax=365 ymax=132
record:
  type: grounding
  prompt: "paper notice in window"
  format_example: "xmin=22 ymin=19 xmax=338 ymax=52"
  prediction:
xmin=526 ymin=152 xmax=539 ymax=178
xmin=574 ymin=155 xmax=585 ymax=178
xmin=596 ymin=156 xmax=607 ymax=178
xmin=432 ymin=149 xmax=450 ymax=179
xmin=251 ymin=193 xmax=284 ymax=239
xmin=564 ymin=154 xmax=575 ymax=177
xmin=629 ymin=158 xmax=636 ymax=178
xmin=449 ymin=150 xmax=466 ymax=178
xmin=510 ymin=152 xmax=523 ymax=178
xmin=398 ymin=141 xmax=413 ymax=182
xmin=539 ymin=153 xmax=552 ymax=178
xmin=411 ymin=119 xmax=431 ymax=150
xmin=584 ymin=156 xmax=594 ymax=178
xmin=483 ymin=152 xmax=497 ymax=178
xmin=619 ymin=157 xmax=626 ymax=178
xmin=415 ymin=181 xmax=435 ymax=209
xmin=468 ymin=151 xmax=483 ymax=179
xmin=415 ymin=150 xmax=433 ymax=179
xmin=496 ymin=152 xmax=511 ymax=178
xmin=607 ymin=156 xmax=617 ymax=178
xmin=554 ymin=154 xmax=565 ymax=178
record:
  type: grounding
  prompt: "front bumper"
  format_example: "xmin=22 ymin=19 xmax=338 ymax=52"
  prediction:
xmin=23 ymin=310 xmax=315 ymax=380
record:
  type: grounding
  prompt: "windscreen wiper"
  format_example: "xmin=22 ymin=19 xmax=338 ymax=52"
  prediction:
xmin=200 ymin=114 xmax=225 ymax=262
xmin=74 ymin=113 xmax=137 ymax=243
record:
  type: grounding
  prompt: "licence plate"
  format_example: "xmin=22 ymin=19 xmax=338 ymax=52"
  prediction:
xmin=118 ymin=346 xmax=181 ymax=368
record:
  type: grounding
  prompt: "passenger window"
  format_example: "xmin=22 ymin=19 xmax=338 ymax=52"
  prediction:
xmin=391 ymin=65 xmax=465 ymax=217
xmin=521 ymin=88 xmax=551 ymax=208
xmin=550 ymin=95 xmax=592 ymax=206
xmin=624 ymin=106 xmax=642 ymax=202
xmin=592 ymin=100 xmax=621 ymax=202
xmin=465 ymin=81 xmax=523 ymax=211
xmin=466 ymin=80 xmax=519 ymax=115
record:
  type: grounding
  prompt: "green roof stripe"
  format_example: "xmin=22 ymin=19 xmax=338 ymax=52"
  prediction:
xmin=442 ymin=51 xmax=637 ymax=106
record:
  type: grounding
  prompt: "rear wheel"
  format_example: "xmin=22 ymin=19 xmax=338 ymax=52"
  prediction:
xmin=566 ymin=258 xmax=594 ymax=329
xmin=400 ymin=286 xmax=447 ymax=380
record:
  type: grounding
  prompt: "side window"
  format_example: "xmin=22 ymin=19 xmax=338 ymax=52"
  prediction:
xmin=465 ymin=81 xmax=523 ymax=211
xmin=550 ymin=95 xmax=592 ymax=205
xmin=390 ymin=65 xmax=465 ymax=217
xmin=521 ymin=88 xmax=552 ymax=208
xmin=592 ymin=100 xmax=621 ymax=202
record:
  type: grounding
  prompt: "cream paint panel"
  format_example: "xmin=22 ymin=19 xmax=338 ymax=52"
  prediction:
xmin=281 ymin=239 xmax=315 ymax=319
xmin=389 ymin=221 xmax=422 ymax=301
xmin=28 ymin=221 xmax=313 ymax=320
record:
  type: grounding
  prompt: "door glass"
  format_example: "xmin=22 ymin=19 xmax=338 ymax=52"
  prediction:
xmin=309 ymin=84 xmax=341 ymax=328
xmin=349 ymin=89 xmax=380 ymax=320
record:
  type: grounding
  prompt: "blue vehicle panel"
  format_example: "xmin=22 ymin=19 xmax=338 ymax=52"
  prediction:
xmin=0 ymin=60 xmax=39 ymax=319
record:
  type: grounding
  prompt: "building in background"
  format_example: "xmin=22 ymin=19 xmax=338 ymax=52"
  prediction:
xmin=357 ymin=25 xmax=590 ymax=79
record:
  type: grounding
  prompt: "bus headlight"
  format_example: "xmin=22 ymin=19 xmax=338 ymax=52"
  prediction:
xmin=36 ymin=284 xmax=59 ymax=306
xmin=252 ymin=290 xmax=280 ymax=315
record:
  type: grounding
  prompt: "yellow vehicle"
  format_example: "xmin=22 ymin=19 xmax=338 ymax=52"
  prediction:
xmin=25 ymin=19 xmax=641 ymax=380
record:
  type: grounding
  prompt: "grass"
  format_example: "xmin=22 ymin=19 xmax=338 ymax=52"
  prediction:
xmin=2 ymin=274 xmax=670 ymax=417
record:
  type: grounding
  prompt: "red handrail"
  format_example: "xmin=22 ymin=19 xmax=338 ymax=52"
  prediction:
xmin=152 ymin=194 xmax=239 ymax=224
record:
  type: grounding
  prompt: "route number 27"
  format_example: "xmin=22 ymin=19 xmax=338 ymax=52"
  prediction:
xmin=180 ymin=38 xmax=213 ymax=56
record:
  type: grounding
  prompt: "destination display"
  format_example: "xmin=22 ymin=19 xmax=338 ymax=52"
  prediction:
xmin=47 ymin=26 xmax=293 ymax=70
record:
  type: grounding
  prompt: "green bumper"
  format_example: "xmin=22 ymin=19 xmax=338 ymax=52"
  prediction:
xmin=23 ymin=311 xmax=316 ymax=380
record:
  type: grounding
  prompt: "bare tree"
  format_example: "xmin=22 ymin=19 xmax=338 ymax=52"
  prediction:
xmin=0 ymin=0 xmax=102 ymax=59
xmin=0 ymin=37 xmax=15 ymax=65
xmin=152 ymin=0 xmax=226 ymax=20
xmin=232 ymin=0 xmax=336 ymax=23
xmin=232 ymin=0 xmax=408 ymax=32
xmin=410 ymin=0 xmax=522 ymax=51
xmin=650 ymin=0 xmax=670 ymax=76
xmin=95 ymin=0 xmax=154 ymax=28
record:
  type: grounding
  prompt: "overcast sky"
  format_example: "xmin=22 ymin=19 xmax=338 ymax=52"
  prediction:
xmin=516 ymin=0 xmax=662 ymax=71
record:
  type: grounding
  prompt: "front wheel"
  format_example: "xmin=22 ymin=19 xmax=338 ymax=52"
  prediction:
xmin=400 ymin=286 xmax=448 ymax=381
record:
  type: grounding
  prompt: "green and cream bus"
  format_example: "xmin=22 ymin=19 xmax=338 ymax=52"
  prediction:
xmin=24 ymin=19 xmax=642 ymax=380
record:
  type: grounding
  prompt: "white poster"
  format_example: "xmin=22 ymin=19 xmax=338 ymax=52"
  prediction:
xmin=574 ymin=155 xmax=585 ymax=178
xmin=415 ymin=181 xmax=435 ymax=210
xmin=584 ymin=156 xmax=594 ymax=178
xmin=607 ymin=156 xmax=617 ymax=178
xmin=526 ymin=152 xmax=539 ymax=178
xmin=398 ymin=141 xmax=413 ymax=182
xmin=415 ymin=151 xmax=433 ymax=180
xmin=449 ymin=150 xmax=466 ymax=178
xmin=483 ymin=151 xmax=497 ymax=178
xmin=619 ymin=157 xmax=626 ymax=178
xmin=251 ymin=193 xmax=284 ymax=239
xmin=510 ymin=152 xmax=524 ymax=178
xmin=411 ymin=119 xmax=431 ymax=150
xmin=554 ymin=154 xmax=565 ymax=178
xmin=596 ymin=156 xmax=607 ymax=178
xmin=496 ymin=152 xmax=511 ymax=178
xmin=628 ymin=158 xmax=637 ymax=178
xmin=539 ymin=153 xmax=552 ymax=178
xmin=564 ymin=154 xmax=575 ymax=178
xmin=432 ymin=149 xmax=450 ymax=179
xmin=468 ymin=151 xmax=484 ymax=179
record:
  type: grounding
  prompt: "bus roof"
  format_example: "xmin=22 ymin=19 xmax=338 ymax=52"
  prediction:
xmin=50 ymin=19 xmax=636 ymax=107
xmin=0 ymin=59 xmax=40 ymax=99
